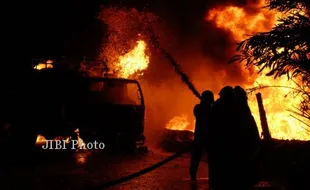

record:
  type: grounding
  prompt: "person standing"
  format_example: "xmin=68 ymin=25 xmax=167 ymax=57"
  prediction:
xmin=208 ymin=86 xmax=236 ymax=190
xmin=233 ymin=86 xmax=261 ymax=189
xmin=190 ymin=90 xmax=214 ymax=180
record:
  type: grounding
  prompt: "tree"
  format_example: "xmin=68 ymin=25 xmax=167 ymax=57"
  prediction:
xmin=230 ymin=0 xmax=310 ymax=128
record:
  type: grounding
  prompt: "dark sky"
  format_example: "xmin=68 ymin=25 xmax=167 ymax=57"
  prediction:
xmin=23 ymin=0 xmax=246 ymax=61
xmin=26 ymin=0 xmax=210 ymax=58
xmin=27 ymin=1 xmax=102 ymax=58
xmin=5 ymin=1 xmax=102 ymax=79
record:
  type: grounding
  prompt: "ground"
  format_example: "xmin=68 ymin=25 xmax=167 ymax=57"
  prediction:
xmin=0 ymin=147 xmax=209 ymax=190
xmin=1 ymin=128 xmax=309 ymax=190
xmin=0 ymin=144 xmax=293 ymax=190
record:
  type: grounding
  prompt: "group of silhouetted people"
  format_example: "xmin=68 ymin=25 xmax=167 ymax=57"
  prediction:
xmin=190 ymin=86 xmax=261 ymax=190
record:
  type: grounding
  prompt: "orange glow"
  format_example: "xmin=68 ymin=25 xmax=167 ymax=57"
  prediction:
xmin=46 ymin=60 xmax=53 ymax=64
xmin=206 ymin=1 xmax=279 ymax=41
xmin=97 ymin=5 xmax=309 ymax=141
xmin=98 ymin=7 xmax=155 ymax=79
xmin=116 ymin=40 xmax=149 ymax=78
xmin=35 ymin=128 xmax=87 ymax=149
xmin=246 ymin=70 xmax=309 ymax=140
xmin=91 ymin=39 xmax=149 ymax=79
xmin=165 ymin=114 xmax=194 ymax=132
xmin=36 ymin=134 xmax=46 ymax=144
xmin=166 ymin=1 xmax=309 ymax=140
xmin=34 ymin=60 xmax=54 ymax=70
xmin=204 ymin=1 xmax=310 ymax=140
xmin=34 ymin=63 xmax=53 ymax=70
xmin=74 ymin=128 xmax=86 ymax=149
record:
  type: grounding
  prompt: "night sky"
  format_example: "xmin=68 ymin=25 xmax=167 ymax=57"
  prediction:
xmin=4 ymin=0 xmax=250 ymax=83
xmin=20 ymin=0 xmax=248 ymax=63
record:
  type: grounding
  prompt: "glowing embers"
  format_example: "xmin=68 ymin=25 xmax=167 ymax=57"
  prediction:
xmin=34 ymin=60 xmax=54 ymax=70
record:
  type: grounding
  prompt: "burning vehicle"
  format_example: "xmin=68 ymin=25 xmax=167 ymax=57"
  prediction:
xmin=75 ymin=76 xmax=145 ymax=150
xmin=5 ymin=58 xmax=146 ymax=152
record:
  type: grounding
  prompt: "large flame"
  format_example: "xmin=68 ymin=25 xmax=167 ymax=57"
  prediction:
xmin=116 ymin=40 xmax=150 ymax=78
xmin=247 ymin=73 xmax=309 ymax=140
xmin=84 ymin=39 xmax=149 ymax=78
xmin=98 ymin=7 xmax=155 ymax=79
xmin=204 ymin=2 xmax=309 ymax=140
xmin=166 ymin=1 xmax=310 ymax=140
xmin=99 ymin=5 xmax=309 ymax=140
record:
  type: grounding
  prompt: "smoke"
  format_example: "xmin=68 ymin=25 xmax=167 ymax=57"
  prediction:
xmin=99 ymin=0 xmax=272 ymax=147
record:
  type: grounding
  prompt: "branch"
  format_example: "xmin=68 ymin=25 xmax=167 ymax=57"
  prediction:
xmin=245 ymin=85 xmax=301 ymax=95
xmin=289 ymin=114 xmax=310 ymax=133
xmin=287 ymin=108 xmax=310 ymax=120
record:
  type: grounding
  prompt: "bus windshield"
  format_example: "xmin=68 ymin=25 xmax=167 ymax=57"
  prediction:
xmin=88 ymin=80 xmax=142 ymax=106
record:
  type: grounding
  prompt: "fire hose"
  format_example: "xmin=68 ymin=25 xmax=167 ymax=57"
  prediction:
xmin=76 ymin=30 xmax=202 ymax=190
xmin=77 ymin=27 xmax=267 ymax=189
xmin=78 ymin=148 xmax=190 ymax=190
xmin=76 ymin=33 xmax=267 ymax=189
xmin=147 ymin=27 xmax=202 ymax=100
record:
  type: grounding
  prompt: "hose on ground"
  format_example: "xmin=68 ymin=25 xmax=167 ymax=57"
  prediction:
xmin=77 ymin=27 xmax=200 ymax=190
xmin=78 ymin=147 xmax=190 ymax=190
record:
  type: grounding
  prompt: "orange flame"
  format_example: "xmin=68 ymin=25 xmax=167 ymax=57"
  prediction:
xmin=74 ymin=128 xmax=86 ymax=149
xmin=167 ymin=2 xmax=309 ymax=140
xmin=206 ymin=3 xmax=279 ymax=42
xmin=116 ymin=40 xmax=150 ymax=78
xmin=247 ymin=72 xmax=309 ymax=140
xmin=35 ymin=128 xmax=87 ymax=148
xmin=36 ymin=134 xmax=46 ymax=144
xmin=205 ymin=2 xmax=310 ymax=140
xmin=93 ymin=39 xmax=149 ymax=78
xmin=34 ymin=63 xmax=53 ymax=70
xmin=165 ymin=114 xmax=194 ymax=132
xmin=34 ymin=60 xmax=54 ymax=70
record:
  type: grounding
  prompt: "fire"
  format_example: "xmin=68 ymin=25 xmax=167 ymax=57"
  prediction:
xmin=34 ymin=63 xmax=53 ymax=70
xmin=205 ymin=2 xmax=310 ymax=140
xmin=35 ymin=135 xmax=71 ymax=146
xmin=74 ymin=128 xmax=86 ymax=148
xmin=206 ymin=2 xmax=279 ymax=42
xmin=36 ymin=134 xmax=46 ymax=144
xmin=98 ymin=5 xmax=309 ymax=140
xmin=34 ymin=60 xmax=53 ymax=70
xmin=98 ymin=7 xmax=156 ymax=79
xmin=54 ymin=136 xmax=71 ymax=143
xmin=247 ymin=71 xmax=309 ymax=140
xmin=35 ymin=128 xmax=86 ymax=149
xmin=83 ymin=39 xmax=149 ymax=78
xmin=116 ymin=40 xmax=150 ymax=78
xmin=165 ymin=114 xmax=194 ymax=132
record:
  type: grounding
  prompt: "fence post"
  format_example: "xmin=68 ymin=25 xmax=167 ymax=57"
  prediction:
xmin=256 ymin=93 xmax=272 ymax=141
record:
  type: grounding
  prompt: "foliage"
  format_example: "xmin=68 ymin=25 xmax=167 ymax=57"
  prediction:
xmin=231 ymin=0 xmax=310 ymax=129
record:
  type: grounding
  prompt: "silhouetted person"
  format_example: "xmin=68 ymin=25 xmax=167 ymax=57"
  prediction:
xmin=208 ymin=86 xmax=236 ymax=190
xmin=190 ymin=90 xmax=214 ymax=180
xmin=233 ymin=86 xmax=260 ymax=188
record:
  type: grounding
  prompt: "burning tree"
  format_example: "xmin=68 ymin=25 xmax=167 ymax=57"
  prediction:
xmin=230 ymin=0 xmax=310 ymax=130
